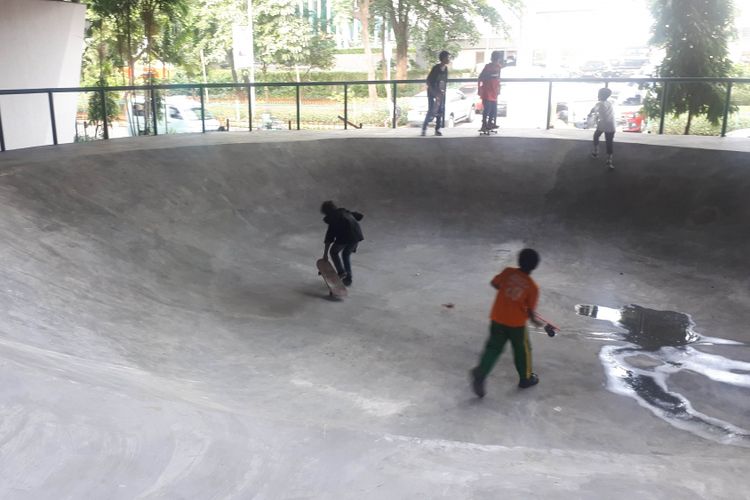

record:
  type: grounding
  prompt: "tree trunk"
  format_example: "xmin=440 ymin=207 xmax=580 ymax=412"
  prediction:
xmin=395 ymin=34 xmax=407 ymax=80
xmin=355 ymin=0 xmax=377 ymax=102
xmin=389 ymin=5 xmax=409 ymax=80
xmin=684 ymin=108 xmax=693 ymax=135
xmin=125 ymin=5 xmax=135 ymax=86
xmin=228 ymin=49 xmax=239 ymax=83
xmin=381 ymin=19 xmax=391 ymax=103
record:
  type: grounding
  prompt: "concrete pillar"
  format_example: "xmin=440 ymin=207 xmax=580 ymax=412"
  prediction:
xmin=0 ymin=0 xmax=86 ymax=150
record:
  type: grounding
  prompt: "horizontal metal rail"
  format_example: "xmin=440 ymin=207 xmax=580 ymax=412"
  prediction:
xmin=1 ymin=77 xmax=750 ymax=95
xmin=1 ymin=76 xmax=748 ymax=150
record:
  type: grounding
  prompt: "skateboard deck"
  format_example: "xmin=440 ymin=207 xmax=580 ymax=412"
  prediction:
xmin=316 ymin=259 xmax=348 ymax=298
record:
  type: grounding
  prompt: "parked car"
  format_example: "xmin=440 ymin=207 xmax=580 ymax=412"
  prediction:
xmin=459 ymin=84 xmax=481 ymax=112
xmin=617 ymin=93 xmax=648 ymax=133
xmin=726 ymin=128 xmax=750 ymax=138
xmin=579 ymin=60 xmax=613 ymax=78
xmin=126 ymin=95 xmax=224 ymax=136
xmin=407 ymin=88 xmax=475 ymax=127
xmin=163 ymin=96 xmax=224 ymax=134
xmin=459 ymin=84 xmax=507 ymax=118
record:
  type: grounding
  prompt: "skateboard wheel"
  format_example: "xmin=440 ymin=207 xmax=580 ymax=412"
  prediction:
xmin=544 ymin=324 xmax=556 ymax=337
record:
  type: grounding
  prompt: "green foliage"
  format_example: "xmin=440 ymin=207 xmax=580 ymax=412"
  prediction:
xmin=729 ymin=64 xmax=750 ymax=105
xmin=254 ymin=0 xmax=335 ymax=75
xmin=86 ymin=82 xmax=122 ymax=138
xmin=88 ymin=0 xmax=190 ymax=84
xmin=174 ymin=0 xmax=246 ymax=80
xmin=372 ymin=0 xmax=517 ymax=77
xmin=415 ymin=0 xmax=508 ymax=63
xmin=646 ymin=0 xmax=736 ymax=133
xmin=648 ymin=110 xmax=750 ymax=135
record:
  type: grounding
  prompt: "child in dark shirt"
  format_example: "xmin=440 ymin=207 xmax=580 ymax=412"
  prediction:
xmin=421 ymin=51 xmax=451 ymax=137
xmin=321 ymin=201 xmax=364 ymax=286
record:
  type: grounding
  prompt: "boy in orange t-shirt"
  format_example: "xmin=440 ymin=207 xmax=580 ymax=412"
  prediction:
xmin=471 ymin=248 xmax=544 ymax=397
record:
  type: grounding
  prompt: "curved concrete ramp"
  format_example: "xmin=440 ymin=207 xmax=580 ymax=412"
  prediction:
xmin=0 ymin=131 xmax=749 ymax=498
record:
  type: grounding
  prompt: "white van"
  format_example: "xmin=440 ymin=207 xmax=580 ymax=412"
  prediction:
xmin=126 ymin=95 xmax=224 ymax=136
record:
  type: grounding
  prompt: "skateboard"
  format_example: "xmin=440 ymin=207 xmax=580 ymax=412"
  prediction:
xmin=479 ymin=126 xmax=498 ymax=135
xmin=316 ymin=259 xmax=348 ymax=298
xmin=533 ymin=312 xmax=560 ymax=337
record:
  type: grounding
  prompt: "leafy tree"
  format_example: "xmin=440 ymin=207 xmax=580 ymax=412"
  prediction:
xmin=86 ymin=80 xmax=121 ymax=138
xmin=81 ymin=14 xmax=123 ymax=85
xmin=372 ymin=0 xmax=514 ymax=79
xmin=349 ymin=0 xmax=378 ymax=100
xmin=647 ymin=0 xmax=736 ymax=134
xmin=89 ymin=0 xmax=188 ymax=84
xmin=89 ymin=0 xmax=141 ymax=84
xmin=254 ymin=0 xmax=335 ymax=79
xmin=138 ymin=0 xmax=189 ymax=81
xmin=169 ymin=0 xmax=245 ymax=82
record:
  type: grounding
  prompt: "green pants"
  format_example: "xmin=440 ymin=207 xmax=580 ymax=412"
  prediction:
xmin=476 ymin=321 xmax=533 ymax=380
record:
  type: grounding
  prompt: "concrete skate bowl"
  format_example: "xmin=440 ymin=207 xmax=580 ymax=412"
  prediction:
xmin=1 ymin=135 xmax=750 ymax=498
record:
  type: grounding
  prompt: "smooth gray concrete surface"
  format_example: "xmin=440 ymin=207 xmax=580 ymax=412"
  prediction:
xmin=1 ymin=130 xmax=749 ymax=499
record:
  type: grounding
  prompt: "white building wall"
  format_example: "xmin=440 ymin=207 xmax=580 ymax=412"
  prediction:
xmin=0 ymin=0 xmax=86 ymax=150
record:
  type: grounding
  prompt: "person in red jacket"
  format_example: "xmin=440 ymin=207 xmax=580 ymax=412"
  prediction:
xmin=477 ymin=51 xmax=502 ymax=133
xmin=471 ymin=249 xmax=545 ymax=398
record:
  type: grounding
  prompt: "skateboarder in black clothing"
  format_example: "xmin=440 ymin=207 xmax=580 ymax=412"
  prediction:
xmin=321 ymin=201 xmax=364 ymax=286
xmin=421 ymin=50 xmax=451 ymax=136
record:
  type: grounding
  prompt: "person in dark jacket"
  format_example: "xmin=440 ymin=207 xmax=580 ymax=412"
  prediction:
xmin=321 ymin=200 xmax=364 ymax=286
xmin=421 ymin=50 xmax=451 ymax=136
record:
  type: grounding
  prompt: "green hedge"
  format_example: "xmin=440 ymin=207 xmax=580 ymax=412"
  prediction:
xmin=648 ymin=112 xmax=750 ymax=136
xmin=166 ymin=69 xmax=426 ymax=100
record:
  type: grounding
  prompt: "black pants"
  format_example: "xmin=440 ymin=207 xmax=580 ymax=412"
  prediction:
xmin=482 ymin=99 xmax=497 ymax=128
xmin=330 ymin=243 xmax=356 ymax=278
xmin=594 ymin=130 xmax=615 ymax=155
xmin=422 ymin=91 xmax=445 ymax=131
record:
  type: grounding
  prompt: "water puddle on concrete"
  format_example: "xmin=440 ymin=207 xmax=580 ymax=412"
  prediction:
xmin=576 ymin=303 xmax=750 ymax=446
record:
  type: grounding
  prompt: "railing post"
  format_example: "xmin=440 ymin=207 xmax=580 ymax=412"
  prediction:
xmin=658 ymin=81 xmax=669 ymax=135
xmin=344 ymin=83 xmax=348 ymax=130
xmin=392 ymin=82 xmax=397 ymax=129
xmin=296 ymin=84 xmax=301 ymax=130
xmin=0 ymin=105 xmax=5 ymax=152
xmin=546 ymin=81 xmax=553 ymax=130
xmin=48 ymin=92 xmax=58 ymax=145
xmin=247 ymin=85 xmax=253 ymax=132
xmin=200 ymin=86 xmax=206 ymax=133
xmin=721 ymin=81 xmax=733 ymax=138
xmin=99 ymin=88 xmax=109 ymax=140
xmin=150 ymin=85 xmax=158 ymax=136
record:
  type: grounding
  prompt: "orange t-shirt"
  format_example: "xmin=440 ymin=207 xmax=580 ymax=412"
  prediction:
xmin=489 ymin=268 xmax=539 ymax=327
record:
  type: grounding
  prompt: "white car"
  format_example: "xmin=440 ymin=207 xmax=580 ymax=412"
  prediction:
xmin=726 ymin=128 xmax=750 ymax=138
xmin=163 ymin=97 xmax=223 ymax=134
xmin=407 ymin=88 xmax=475 ymax=127
xmin=126 ymin=95 xmax=224 ymax=135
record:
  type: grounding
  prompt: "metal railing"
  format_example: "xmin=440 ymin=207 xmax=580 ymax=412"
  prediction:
xmin=1 ymin=76 xmax=749 ymax=152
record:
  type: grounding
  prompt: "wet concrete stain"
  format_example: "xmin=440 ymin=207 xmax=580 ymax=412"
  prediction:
xmin=576 ymin=303 xmax=750 ymax=446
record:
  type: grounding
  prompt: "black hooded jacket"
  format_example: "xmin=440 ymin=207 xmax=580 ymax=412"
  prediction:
xmin=324 ymin=208 xmax=364 ymax=245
